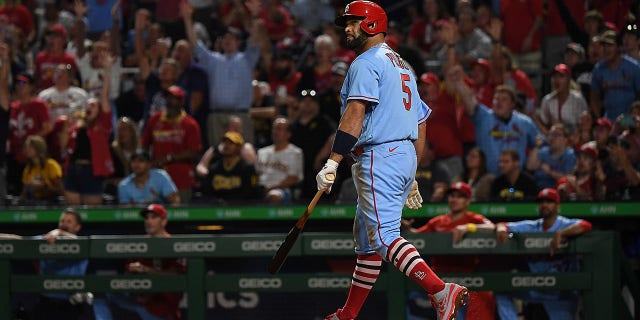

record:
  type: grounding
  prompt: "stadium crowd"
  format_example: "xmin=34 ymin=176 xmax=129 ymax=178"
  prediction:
xmin=0 ymin=0 xmax=639 ymax=208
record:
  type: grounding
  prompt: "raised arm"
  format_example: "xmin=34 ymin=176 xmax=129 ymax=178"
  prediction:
xmin=109 ymin=0 xmax=122 ymax=57
xmin=134 ymin=9 xmax=151 ymax=80
xmin=180 ymin=1 xmax=197 ymax=48
xmin=100 ymin=52 xmax=113 ymax=114
xmin=73 ymin=0 xmax=89 ymax=59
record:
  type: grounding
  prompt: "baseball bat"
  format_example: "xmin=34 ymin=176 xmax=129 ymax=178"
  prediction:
xmin=268 ymin=175 xmax=332 ymax=274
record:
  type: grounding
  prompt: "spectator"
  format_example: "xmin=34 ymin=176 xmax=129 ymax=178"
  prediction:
xmin=141 ymin=85 xmax=202 ymax=203
xmin=415 ymin=140 xmax=451 ymax=203
xmin=63 ymin=54 xmax=115 ymax=206
xmin=619 ymin=106 xmax=640 ymax=165
xmin=21 ymin=135 xmax=63 ymax=203
xmin=196 ymin=115 xmax=257 ymax=178
xmin=297 ymin=34 xmax=336 ymax=95
xmin=527 ymin=123 xmax=577 ymax=190
xmin=290 ymin=88 xmax=336 ymax=200
xmin=455 ymin=146 xmax=495 ymax=202
xmin=621 ymin=22 xmax=640 ymax=62
xmin=469 ymin=58 xmax=495 ymax=108
xmin=592 ymin=117 xmax=613 ymax=162
xmin=6 ymin=72 xmax=50 ymax=197
xmin=94 ymin=204 xmax=186 ymax=320
xmin=181 ymin=0 xmax=266 ymax=146
xmin=0 ymin=0 xmax=36 ymax=44
xmin=72 ymin=1 xmax=122 ymax=100
xmin=118 ymin=150 xmax=179 ymax=205
xmin=460 ymin=83 xmax=541 ymax=175
xmin=499 ymin=0 xmax=544 ymax=91
xmin=448 ymin=7 xmax=493 ymax=69
xmin=106 ymin=117 xmax=139 ymax=199
xmin=570 ymin=110 xmax=595 ymax=149
xmin=201 ymin=131 xmax=260 ymax=203
xmin=37 ymin=63 xmax=88 ymax=124
xmin=35 ymin=24 xmax=78 ymax=91
xmin=542 ymin=0 xmax=586 ymax=71
xmin=602 ymin=136 xmax=640 ymax=200
xmin=402 ymin=182 xmax=496 ymax=320
xmin=557 ymin=142 xmax=606 ymax=201
xmin=256 ymin=117 xmax=303 ymax=204
xmin=114 ymin=74 xmax=145 ymax=123
xmin=83 ymin=0 xmax=122 ymax=40
xmin=537 ymin=64 xmax=588 ymax=135
xmin=288 ymin=0 xmax=335 ymax=33
xmin=0 ymin=208 xmax=92 ymax=320
xmin=268 ymin=49 xmax=302 ymax=102
xmin=317 ymin=60 xmax=348 ymax=124
xmin=495 ymin=188 xmax=593 ymax=320
xmin=407 ymin=0 xmax=450 ymax=59
xmin=491 ymin=149 xmax=538 ymax=201
xmin=591 ymin=30 xmax=640 ymax=121
xmin=171 ymin=39 xmax=209 ymax=143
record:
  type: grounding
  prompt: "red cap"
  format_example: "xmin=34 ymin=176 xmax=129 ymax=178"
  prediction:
xmin=552 ymin=63 xmax=571 ymax=77
xmin=578 ymin=142 xmax=598 ymax=159
xmin=470 ymin=58 xmax=490 ymax=71
xmin=419 ymin=72 xmax=440 ymax=85
xmin=46 ymin=24 xmax=67 ymax=38
xmin=596 ymin=117 xmax=613 ymax=129
xmin=447 ymin=182 xmax=472 ymax=198
xmin=140 ymin=204 xmax=167 ymax=219
xmin=165 ymin=85 xmax=186 ymax=100
xmin=537 ymin=188 xmax=560 ymax=203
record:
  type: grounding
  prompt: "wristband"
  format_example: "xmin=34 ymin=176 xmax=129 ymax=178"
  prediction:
xmin=467 ymin=223 xmax=477 ymax=233
xmin=331 ymin=130 xmax=358 ymax=156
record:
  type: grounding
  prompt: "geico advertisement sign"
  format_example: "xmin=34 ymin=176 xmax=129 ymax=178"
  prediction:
xmin=0 ymin=243 xmax=14 ymax=254
xmin=43 ymin=279 xmax=85 ymax=290
xmin=308 ymin=277 xmax=351 ymax=288
xmin=452 ymin=238 xmax=497 ymax=249
xmin=110 ymin=279 xmax=153 ymax=290
xmin=511 ymin=276 xmax=557 ymax=287
xmin=309 ymin=239 xmax=354 ymax=250
xmin=39 ymin=243 xmax=81 ymax=254
xmin=441 ymin=277 xmax=485 ymax=288
xmin=238 ymin=278 xmax=282 ymax=289
xmin=524 ymin=238 xmax=568 ymax=249
xmin=241 ymin=240 xmax=282 ymax=252
xmin=105 ymin=242 xmax=148 ymax=253
xmin=173 ymin=241 xmax=216 ymax=253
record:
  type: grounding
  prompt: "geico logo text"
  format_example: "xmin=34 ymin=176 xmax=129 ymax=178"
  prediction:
xmin=442 ymin=277 xmax=485 ymax=288
xmin=238 ymin=278 xmax=282 ymax=288
xmin=110 ymin=279 xmax=153 ymax=290
xmin=39 ymin=243 xmax=81 ymax=254
xmin=308 ymin=278 xmax=351 ymax=288
xmin=512 ymin=276 xmax=557 ymax=287
xmin=43 ymin=279 xmax=85 ymax=290
xmin=241 ymin=241 xmax=282 ymax=251
xmin=106 ymin=242 xmax=148 ymax=253
xmin=453 ymin=238 xmax=497 ymax=249
xmin=310 ymin=239 xmax=354 ymax=250
xmin=524 ymin=238 xmax=568 ymax=249
xmin=173 ymin=241 xmax=216 ymax=252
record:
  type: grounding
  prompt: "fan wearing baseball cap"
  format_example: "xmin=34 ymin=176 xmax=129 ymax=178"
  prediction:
xmin=538 ymin=63 xmax=588 ymax=134
xmin=100 ymin=204 xmax=187 ymax=320
xmin=403 ymin=181 xmax=496 ymax=319
xmin=494 ymin=188 xmax=592 ymax=319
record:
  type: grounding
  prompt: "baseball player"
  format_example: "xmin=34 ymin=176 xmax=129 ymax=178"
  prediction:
xmin=317 ymin=2 xmax=468 ymax=319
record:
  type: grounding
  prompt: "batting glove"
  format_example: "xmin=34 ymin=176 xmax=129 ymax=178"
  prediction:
xmin=405 ymin=180 xmax=423 ymax=210
xmin=317 ymin=159 xmax=338 ymax=193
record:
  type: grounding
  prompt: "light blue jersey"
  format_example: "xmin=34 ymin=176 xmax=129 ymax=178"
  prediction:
xmin=343 ymin=43 xmax=431 ymax=259
xmin=341 ymin=43 xmax=431 ymax=148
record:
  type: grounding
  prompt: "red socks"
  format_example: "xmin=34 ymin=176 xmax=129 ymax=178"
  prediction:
xmin=387 ymin=237 xmax=445 ymax=294
xmin=338 ymin=254 xmax=382 ymax=319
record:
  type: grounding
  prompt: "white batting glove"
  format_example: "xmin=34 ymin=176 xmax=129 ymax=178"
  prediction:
xmin=405 ymin=180 xmax=423 ymax=210
xmin=316 ymin=159 xmax=338 ymax=193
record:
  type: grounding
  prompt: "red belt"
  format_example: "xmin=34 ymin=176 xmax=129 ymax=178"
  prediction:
xmin=352 ymin=146 xmax=364 ymax=156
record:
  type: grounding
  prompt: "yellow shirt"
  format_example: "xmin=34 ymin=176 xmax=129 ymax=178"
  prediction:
xmin=22 ymin=159 xmax=63 ymax=200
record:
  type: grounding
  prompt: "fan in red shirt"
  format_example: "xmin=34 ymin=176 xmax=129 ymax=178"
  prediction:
xmin=34 ymin=24 xmax=78 ymax=91
xmin=142 ymin=86 xmax=202 ymax=203
xmin=402 ymin=182 xmax=496 ymax=320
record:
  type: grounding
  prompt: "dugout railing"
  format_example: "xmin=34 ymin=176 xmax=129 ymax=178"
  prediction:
xmin=0 ymin=231 xmax=632 ymax=320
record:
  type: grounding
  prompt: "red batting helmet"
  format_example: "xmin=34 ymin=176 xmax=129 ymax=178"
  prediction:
xmin=335 ymin=1 xmax=387 ymax=35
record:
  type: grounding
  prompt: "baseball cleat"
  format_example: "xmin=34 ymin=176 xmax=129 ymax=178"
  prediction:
xmin=430 ymin=283 xmax=469 ymax=320
xmin=325 ymin=308 xmax=354 ymax=320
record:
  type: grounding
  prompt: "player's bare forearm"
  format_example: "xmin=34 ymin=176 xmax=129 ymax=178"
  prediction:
xmin=332 ymin=100 xmax=366 ymax=163
xmin=558 ymin=222 xmax=589 ymax=238
xmin=414 ymin=122 xmax=426 ymax=161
